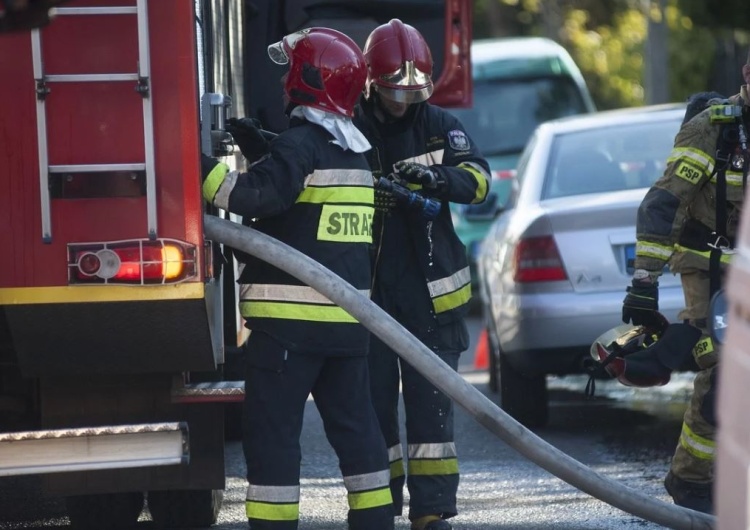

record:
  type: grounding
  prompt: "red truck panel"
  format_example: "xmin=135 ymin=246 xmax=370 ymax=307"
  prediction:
xmin=0 ymin=0 xmax=204 ymax=289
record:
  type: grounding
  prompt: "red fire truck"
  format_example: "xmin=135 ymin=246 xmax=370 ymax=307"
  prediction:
xmin=0 ymin=0 xmax=472 ymax=527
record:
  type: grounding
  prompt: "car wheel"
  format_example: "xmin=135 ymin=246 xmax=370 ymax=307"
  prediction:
xmin=498 ymin=352 xmax=548 ymax=428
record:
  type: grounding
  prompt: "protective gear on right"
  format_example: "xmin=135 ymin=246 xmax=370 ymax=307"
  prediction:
xmin=363 ymin=18 xmax=434 ymax=104
xmin=591 ymin=314 xmax=702 ymax=388
xmin=622 ymin=269 xmax=660 ymax=326
xmin=267 ymin=27 xmax=366 ymax=117
xmin=225 ymin=117 xmax=275 ymax=163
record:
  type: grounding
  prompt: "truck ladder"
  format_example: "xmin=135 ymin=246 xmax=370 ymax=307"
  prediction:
xmin=31 ymin=0 xmax=157 ymax=242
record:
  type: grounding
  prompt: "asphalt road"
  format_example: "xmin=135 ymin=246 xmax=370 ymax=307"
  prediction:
xmin=0 ymin=316 xmax=695 ymax=529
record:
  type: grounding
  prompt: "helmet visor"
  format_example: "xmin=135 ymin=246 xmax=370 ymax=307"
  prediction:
xmin=267 ymin=41 xmax=288 ymax=65
xmin=374 ymin=83 xmax=433 ymax=104
xmin=268 ymin=30 xmax=310 ymax=65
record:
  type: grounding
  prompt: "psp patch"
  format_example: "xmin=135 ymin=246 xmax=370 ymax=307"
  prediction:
xmin=448 ymin=129 xmax=470 ymax=151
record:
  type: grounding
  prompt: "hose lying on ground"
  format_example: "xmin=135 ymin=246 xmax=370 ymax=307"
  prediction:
xmin=204 ymin=215 xmax=715 ymax=530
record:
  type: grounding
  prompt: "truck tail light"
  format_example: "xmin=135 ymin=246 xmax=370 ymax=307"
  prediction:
xmin=512 ymin=235 xmax=567 ymax=283
xmin=68 ymin=239 xmax=197 ymax=285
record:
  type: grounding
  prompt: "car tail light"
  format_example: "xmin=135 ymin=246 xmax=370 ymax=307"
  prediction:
xmin=512 ymin=235 xmax=567 ymax=283
xmin=68 ymin=239 xmax=198 ymax=285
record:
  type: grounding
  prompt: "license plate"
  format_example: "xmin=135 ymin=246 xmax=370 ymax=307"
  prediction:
xmin=624 ymin=244 xmax=635 ymax=274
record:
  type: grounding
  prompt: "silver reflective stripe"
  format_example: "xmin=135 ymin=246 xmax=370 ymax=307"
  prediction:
xmin=343 ymin=469 xmax=391 ymax=493
xmin=388 ymin=444 xmax=403 ymax=463
xmin=711 ymin=171 xmax=745 ymax=186
xmin=408 ymin=442 xmax=457 ymax=459
xmin=305 ymin=168 xmax=372 ymax=187
xmin=241 ymin=284 xmax=370 ymax=305
xmin=246 ymin=484 xmax=300 ymax=503
xmin=460 ymin=160 xmax=491 ymax=181
xmin=669 ymin=147 xmax=714 ymax=174
xmin=213 ymin=170 xmax=239 ymax=211
xmin=427 ymin=267 xmax=471 ymax=298
xmin=399 ymin=149 xmax=444 ymax=168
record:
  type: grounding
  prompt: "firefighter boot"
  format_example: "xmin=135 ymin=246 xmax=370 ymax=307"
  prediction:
xmin=664 ymin=471 xmax=713 ymax=514
xmin=411 ymin=515 xmax=452 ymax=530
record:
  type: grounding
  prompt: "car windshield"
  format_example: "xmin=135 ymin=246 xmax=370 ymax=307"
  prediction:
xmin=448 ymin=76 xmax=589 ymax=156
xmin=542 ymin=117 xmax=682 ymax=200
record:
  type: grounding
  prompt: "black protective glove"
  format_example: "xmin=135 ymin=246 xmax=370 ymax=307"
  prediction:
xmin=226 ymin=117 xmax=274 ymax=163
xmin=622 ymin=270 xmax=660 ymax=327
xmin=201 ymin=153 xmax=220 ymax=181
xmin=394 ymin=160 xmax=442 ymax=189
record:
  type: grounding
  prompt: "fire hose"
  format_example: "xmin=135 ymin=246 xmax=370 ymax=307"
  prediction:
xmin=204 ymin=214 xmax=715 ymax=530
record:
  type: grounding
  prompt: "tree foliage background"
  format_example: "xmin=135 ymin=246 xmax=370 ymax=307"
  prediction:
xmin=472 ymin=0 xmax=749 ymax=110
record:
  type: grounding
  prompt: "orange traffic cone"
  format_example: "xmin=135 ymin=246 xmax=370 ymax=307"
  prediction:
xmin=473 ymin=328 xmax=489 ymax=370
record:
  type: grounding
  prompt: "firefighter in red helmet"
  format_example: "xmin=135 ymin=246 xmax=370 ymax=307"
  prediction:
xmin=354 ymin=19 xmax=491 ymax=530
xmin=202 ymin=27 xmax=394 ymax=530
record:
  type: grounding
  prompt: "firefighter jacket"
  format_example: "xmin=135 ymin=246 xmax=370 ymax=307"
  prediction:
xmin=354 ymin=99 xmax=491 ymax=328
xmin=202 ymin=118 xmax=374 ymax=355
xmin=635 ymin=90 xmax=748 ymax=276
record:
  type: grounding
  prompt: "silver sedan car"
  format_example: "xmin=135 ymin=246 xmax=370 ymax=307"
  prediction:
xmin=475 ymin=104 xmax=687 ymax=427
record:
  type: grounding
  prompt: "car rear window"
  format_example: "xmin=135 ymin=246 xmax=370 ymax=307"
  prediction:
xmin=542 ymin=117 xmax=682 ymax=200
xmin=448 ymin=76 xmax=589 ymax=157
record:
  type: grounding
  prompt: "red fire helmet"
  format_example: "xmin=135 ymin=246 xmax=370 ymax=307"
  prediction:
xmin=267 ymin=27 xmax=366 ymax=117
xmin=363 ymin=18 xmax=434 ymax=104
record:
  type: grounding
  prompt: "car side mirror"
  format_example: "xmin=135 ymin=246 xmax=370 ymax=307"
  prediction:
xmin=708 ymin=289 xmax=728 ymax=346
xmin=463 ymin=192 xmax=502 ymax=222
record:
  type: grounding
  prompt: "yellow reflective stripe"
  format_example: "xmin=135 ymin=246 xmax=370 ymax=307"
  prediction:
xmin=389 ymin=459 xmax=405 ymax=479
xmin=213 ymin=170 xmax=239 ymax=210
xmin=432 ymin=283 xmax=472 ymax=314
xmin=240 ymin=301 xmax=358 ymax=323
xmin=0 ymin=284 xmax=204 ymax=304
xmin=679 ymin=422 xmax=715 ymax=461
xmin=636 ymin=241 xmax=673 ymax=261
xmin=201 ymin=162 xmax=230 ymax=203
xmin=347 ymin=487 xmax=393 ymax=510
xmin=673 ymin=244 xmax=733 ymax=264
xmin=408 ymin=458 xmax=459 ymax=476
xmin=692 ymin=337 xmax=714 ymax=359
xmin=457 ymin=162 xmax=490 ymax=203
xmin=668 ymin=147 xmax=714 ymax=174
xmin=246 ymin=501 xmax=299 ymax=521
xmin=317 ymin=204 xmax=373 ymax=243
xmin=711 ymin=171 xmax=745 ymax=186
xmin=296 ymin=186 xmax=374 ymax=205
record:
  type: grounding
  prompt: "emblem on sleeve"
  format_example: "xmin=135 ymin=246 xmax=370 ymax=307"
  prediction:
xmin=447 ymin=130 xmax=470 ymax=151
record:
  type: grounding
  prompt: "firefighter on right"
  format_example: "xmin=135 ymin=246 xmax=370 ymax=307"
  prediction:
xmin=621 ymin=53 xmax=750 ymax=514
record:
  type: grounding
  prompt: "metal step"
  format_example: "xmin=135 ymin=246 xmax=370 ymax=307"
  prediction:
xmin=0 ymin=422 xmax=188 ymax=477
xmin=172 ymin=381 xmax=246 ymax=404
